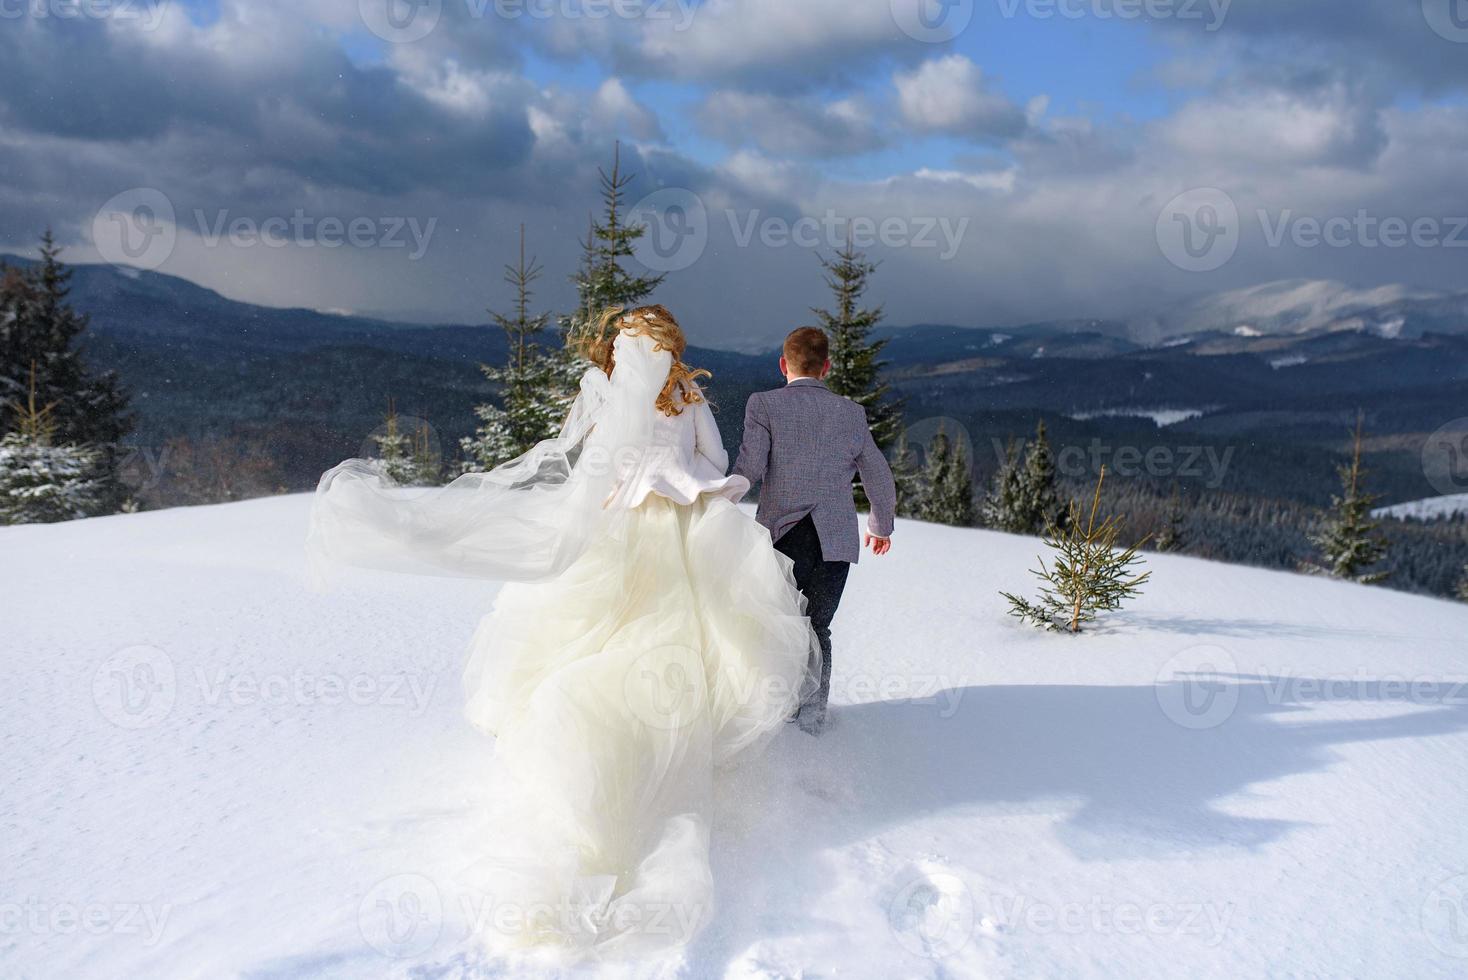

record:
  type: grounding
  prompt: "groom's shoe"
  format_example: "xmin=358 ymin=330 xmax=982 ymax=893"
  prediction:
xmin=795 ymin=702 xmax=829 ymax=736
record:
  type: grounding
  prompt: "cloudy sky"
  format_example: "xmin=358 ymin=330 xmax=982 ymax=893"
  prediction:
xmin=2 ymin=0 xmax=1467 ymax=348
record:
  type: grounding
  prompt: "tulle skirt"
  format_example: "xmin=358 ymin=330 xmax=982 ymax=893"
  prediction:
xmin=459 ymin=492 xmax=818 ymax=957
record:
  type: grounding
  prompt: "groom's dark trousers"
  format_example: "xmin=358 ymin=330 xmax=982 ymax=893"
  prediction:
xmin=774 ymin=514 xmax=850 ymax=711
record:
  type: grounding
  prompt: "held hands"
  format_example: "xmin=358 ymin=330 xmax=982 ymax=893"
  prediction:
xmin=864 ymin=533 xmax=892 ymax=556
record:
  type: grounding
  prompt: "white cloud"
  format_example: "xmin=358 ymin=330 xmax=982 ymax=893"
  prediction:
xmin=893 ymin=55 xmax=1029 ymax=141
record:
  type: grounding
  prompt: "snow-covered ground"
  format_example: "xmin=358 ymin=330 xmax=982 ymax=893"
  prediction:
xmin=1375 ymin=493 xmax=1468 ymax=521
xmin=6 ymin=495 xmax=1468 ymax=979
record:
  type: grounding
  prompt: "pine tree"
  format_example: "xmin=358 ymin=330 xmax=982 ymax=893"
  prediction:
xmin=1002 ymin=467 xmax=1151 ymax=633
xmin=372 ymin=399 xmax=417 ymax=485
xmin=981 ymin=437 xmax=1029 ymax=533
xmin=1457 ymin=565 xmax=1468 ymax=603
xmin=0 ymin=232 xmax=131 ymax=509
xmin=0 ymin=363 xmax=107 ymax=524
xmin=566 ymin=141 xmax=665 ymax=332
xmin=1017 ymin=420 xmax=1062 ymax=533
xmin=1307 ymin=415 xmax=1389 ymax=584
xmin=1155 ymin=482 xmax=1187 ymax=553
xmin=917 ymin=426 xmax=975 ymax=527
xmin=889 ymin=429 xmax=924 ymax=518
xmin=461 ymin=226 xmax=568 ymax=472
xmin=812 ymin=226 xmax=903 ymax=452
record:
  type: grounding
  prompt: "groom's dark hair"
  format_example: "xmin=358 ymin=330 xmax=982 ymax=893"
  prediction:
xmin=783 ymin=327 xmax=829 ymax=377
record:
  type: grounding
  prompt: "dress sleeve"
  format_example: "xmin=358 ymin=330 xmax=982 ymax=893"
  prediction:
xmin=692 ymin=394 xmax=729 ymax=474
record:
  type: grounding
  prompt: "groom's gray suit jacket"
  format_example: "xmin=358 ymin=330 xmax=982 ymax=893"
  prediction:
xmin=731 ymin=378 xmax=897 ymax=564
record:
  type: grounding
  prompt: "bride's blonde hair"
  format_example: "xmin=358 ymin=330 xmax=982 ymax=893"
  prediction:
xmin=578 ymin=304 xmax=711 ymax=417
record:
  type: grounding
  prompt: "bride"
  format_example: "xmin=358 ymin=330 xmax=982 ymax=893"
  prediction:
xmin=307 ymin=304 xmax=819 ymax=956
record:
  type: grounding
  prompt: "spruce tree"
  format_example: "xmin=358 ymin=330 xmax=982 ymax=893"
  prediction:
xmin=0 ymin=363 xmax=107 ymax=524
xmin=1002 ymin=467 xmax=1151 ymax=633
xmin=1307 ymin=415 xmax=1389 ymax=584
xmin=0 ymin=232 xmax=131 ymax=509
xmin=567 ymin=141 xmax=665 ymax=330
xmin=812 ymin=226 xmax=903 ymax=451
xmin=1155 ymin=482 xmax=1187 ymax=553
xmin=917 ymin=426 xmax=975 ymax=527
xmin=1017 ymin=420 xmax=1062 ymax=533
xmin=889 ymin=429 xmax=924 ymax=518
xmin=372 ymin=400 xmax=416 ymax=485
xmin=462 ymin=226 xmax=568 ymax=472
xmin=981 ymin=438 xmax=1028 ymax=533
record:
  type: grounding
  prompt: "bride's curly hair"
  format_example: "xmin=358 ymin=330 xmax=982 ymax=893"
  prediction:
xmin=578 ymin=304 xmax=712 ymax=417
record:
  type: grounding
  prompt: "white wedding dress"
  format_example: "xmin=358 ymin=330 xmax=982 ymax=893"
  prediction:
xmin=307 ymin=332 xmax=818 ymax=956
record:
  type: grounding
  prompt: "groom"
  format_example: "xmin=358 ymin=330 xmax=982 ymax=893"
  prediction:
xmin=732 ymin=327 xmax=897 ymax=735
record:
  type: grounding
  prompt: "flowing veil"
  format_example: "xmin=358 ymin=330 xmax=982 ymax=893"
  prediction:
xmin=306 ymin=332 xmax=673 ymax=589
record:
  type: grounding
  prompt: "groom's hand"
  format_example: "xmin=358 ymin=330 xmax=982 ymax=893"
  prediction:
xmin=864 ymin=533 xmax=891 ymax=556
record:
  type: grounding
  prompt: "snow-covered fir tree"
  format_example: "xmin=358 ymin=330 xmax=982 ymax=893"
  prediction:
xmin=1307 ymin=415 xmax=1389 ymax=584
xmin=917 ymin=426 xmax=975 ymax=527
xmin=812 ymin=227 xmax=903 ymax=453
xmin=371 ymin=401 xmax=420 ymax=486
xmin=1155 ymin=482 xmax=1187 ymax=553
xmin=981 ymin=437 xmax=1029 ymax=532
xmin=0 ymin=364 xmax=107 ymax=524
xmin=461 ymin=226 xmax=567 ymax=472
xmin=1017 ymin=420 xmax=1063 ymax=533
xmin=889 ymin=429 xmax=923 ymax=518
xmin=0 ymin=233 xmax=131 ymax=510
